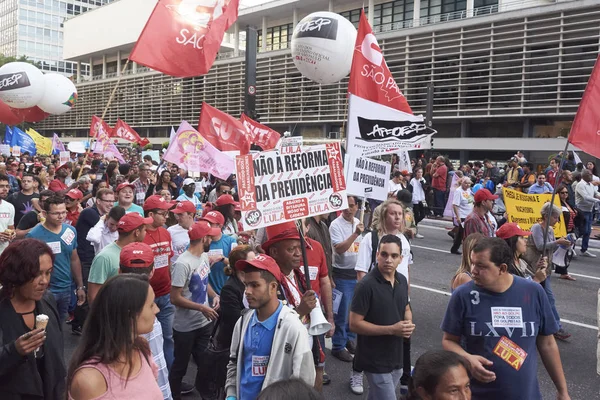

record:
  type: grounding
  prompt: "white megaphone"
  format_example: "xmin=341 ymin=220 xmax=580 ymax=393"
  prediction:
xmin=308 ymin=297 xmax=332 ymax=336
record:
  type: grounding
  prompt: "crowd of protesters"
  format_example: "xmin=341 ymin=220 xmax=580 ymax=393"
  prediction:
xmin=0 ymin=145 xmax=587 ymax=400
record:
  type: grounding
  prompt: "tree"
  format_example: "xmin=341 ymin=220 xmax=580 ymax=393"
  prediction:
xmin=0 ymin=54 xmax=42 ymax=69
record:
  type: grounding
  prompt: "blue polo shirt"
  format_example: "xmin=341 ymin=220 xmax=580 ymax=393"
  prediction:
xmin=26 ymin=223 xmax=78 ymax=294
xmin=527 ymin=182 xmax=553 ymax=194
xmin=240 ymin=301 xmax=283 ymax=400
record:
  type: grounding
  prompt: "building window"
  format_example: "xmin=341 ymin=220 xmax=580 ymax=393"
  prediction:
xmin=340 ymin=8 xmax=362 ymax=28
xmin=258 ymin=23 xmax=293 ymax=51
xmin=421 ymin=0 xmax=466 ymax=19
xmin=373 ymin=0 xmax=414 ymax=30
xmin=474 ymin=0 xmax=498 ymax=15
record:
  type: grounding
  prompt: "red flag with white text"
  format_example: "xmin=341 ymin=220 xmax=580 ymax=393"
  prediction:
xmin=348 ymin=10 xmax=412 ymax=114
xmin=129 ymin=0 xmax=240 ymax=78
xmin=198 ymin=102 xmax=250 ymax=154
xmin=240 ymin=114 xmax=280 ymax=150
xmin=568 ymin=54 xmax=600 ymax=159
xmin=112 ymin=119 xmax=150 ymax=146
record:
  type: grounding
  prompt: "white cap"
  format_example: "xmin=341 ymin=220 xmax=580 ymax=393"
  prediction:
xmin=183 ymin=178 xmax=195 ymax=186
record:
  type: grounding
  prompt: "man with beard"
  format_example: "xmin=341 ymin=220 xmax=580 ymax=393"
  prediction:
xmin=0 ymin=174 xmax=15 ymax=255
xmin=225 ymin=254 xmax=315 ymax=399
xmin=7 ymin=174 xmax=39 ymax=226
xmin=170 ymin=221 xmax=222 ymax=400
xmin=49 ymin=163 xmax=78 ymax=195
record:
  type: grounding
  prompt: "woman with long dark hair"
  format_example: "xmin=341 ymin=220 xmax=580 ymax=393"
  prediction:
xmin=214 ymin=194 xmax=239 ymax=238
xmin=104 ymin=161 xmax=119 ymax=188
xmin=496 ymin=223 xmax=547 ymax=283
xmin=0 ymin=239 xmax=66 ymax=399
xmin=149 ymin=170 xmax=178 ymax=199
xmin=67 ymin=274 xmax=162 ymax=399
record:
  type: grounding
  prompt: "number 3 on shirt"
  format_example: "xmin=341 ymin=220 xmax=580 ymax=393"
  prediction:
xmin=470 ymin=290 xmax=480 ymax=305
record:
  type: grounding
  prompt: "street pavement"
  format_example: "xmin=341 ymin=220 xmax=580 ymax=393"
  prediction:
xmin=62 ymin=224 xmax=600 ymax=399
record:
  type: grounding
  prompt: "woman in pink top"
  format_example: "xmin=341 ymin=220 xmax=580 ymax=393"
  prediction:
xmin=67 ymin=274 xmax=163 ymax=400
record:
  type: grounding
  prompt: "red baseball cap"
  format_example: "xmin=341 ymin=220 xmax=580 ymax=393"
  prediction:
xmin=235 ymin=254 xmax=282 ymax=283
xmin=117 ymin=213 xmax=153 ymax=232
xmin=143 ymin=194 xmax=175 ymax=211
xmin=120 ymin=242 xmax=155 ymax=268
xmin=172 ymin=201 xmax=196 ymax=214
xmin=216 ymin=194 xmax=238 ymax=207
xmin=116 ymin=182 xmax=135 ymax=193
xmin=65 ymin=189 xmax=83 ymax=200
xmin=496 ymin=223 xmax=532 ymax=240
xmin=474 ymin=189 xmax=499 ymax=203
xmin=188 ymin=221 xmax=221 ymax=241
xmin=201 ymin=210 xmax=225 ymax=226
xmin=10 ymin=161 xmax=18 ymax=166
xmin=262 ymin=222 xmax=300 ymax=253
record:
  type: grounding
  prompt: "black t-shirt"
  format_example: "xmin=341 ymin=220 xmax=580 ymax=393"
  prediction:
xmin=8 ymin=191 xmax=39 ymax=226
xmin=75 ymin=206 xmax=100 ymax=263
xmin=16 ymin=210 xmax=39 ymax=231
xmin=351 ymin=266 xmax=409 ymax=373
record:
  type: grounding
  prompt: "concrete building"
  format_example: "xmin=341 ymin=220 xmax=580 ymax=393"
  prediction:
xmin=0 ymin=0 xmax=113 ymax=75
xmin=32 ymin=0 xmax=600 ymax=164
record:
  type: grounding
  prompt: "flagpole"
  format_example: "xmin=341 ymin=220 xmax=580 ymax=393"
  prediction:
xmin=77 ymin=59 xmax=131 ymax=180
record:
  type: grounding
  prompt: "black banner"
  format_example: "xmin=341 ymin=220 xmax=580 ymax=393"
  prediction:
xmin=356 ymin=116 xmax=436 ymax=142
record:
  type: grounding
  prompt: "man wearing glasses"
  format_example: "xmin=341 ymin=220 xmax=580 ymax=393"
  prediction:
xmin=207 ymin=181 xmax=232 ymax=203
xmin=26 ymin=195 xmax=86 ymax=323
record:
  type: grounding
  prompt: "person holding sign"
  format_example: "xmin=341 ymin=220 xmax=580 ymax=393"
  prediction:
xmin=441 ymin=238 xmax=570 ymax=400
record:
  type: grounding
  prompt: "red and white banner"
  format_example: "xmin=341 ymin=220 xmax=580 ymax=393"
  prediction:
xmin=240 ymin=113 xmax=280 ymax=151
xmin=198 ymin=102 xmax=250 ymax=154
xmin=568 ymin=54 xmax=600 ymax=159
xmin=90 ymin=116 xmax=112 ymax=152
xmin=235 ymin=143 xmax=347 ymax=230
xmin=348 ymin=10 xmax=412 ymax=114
xmin=129 ymin=0 xmax=240 ymax=78
xmin=112 ymin=119 xmax=150 ymax=146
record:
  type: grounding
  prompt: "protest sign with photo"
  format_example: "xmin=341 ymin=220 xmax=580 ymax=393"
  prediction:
xmin=345 ymin=155 xmax=390 ymax=201
xmin=59 ymin=151 xmax=70 ymax=165
xmin=235 ymin=143 xmax=347 ymax=230
xmin=502 ymin=188 xmax=566 ymax=237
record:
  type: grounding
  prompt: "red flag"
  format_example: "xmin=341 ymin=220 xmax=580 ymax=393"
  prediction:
xmin=112 ymin=119 xmax=150 ymax=146
xmin=11 ymin=106 xmax=49 ymax=123
xmin=568 ymin=54 xmax=600 ymax=159
xmin=198 ymin=102 xmax=250 ymax=154
xmin=129 ymin=0 xmax=240 ymax=78
xmin=348 ymin=10 xmax=412 ymax=114
xmin=90 ymin=116 xmax=113 ymax=151
xmin=240 ymin=114 xmax=280 ymax=150
xmin=0 ymin=100 xmax=23 ymax=125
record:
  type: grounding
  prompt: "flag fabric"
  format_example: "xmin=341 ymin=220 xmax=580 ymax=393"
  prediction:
xmin=11 ymin=107 xmax=49 ymax=123
xmin=240 ymin=113 xmax=280 ymax=150
xmin=105 ymin=143 xmax=126 ymax=163
xmin=163 ymin=120 xmax=234 ymax=180
xmin=4 ymin=126 xmax=13 ymax=146
xmin=10 ymin=127 xmax=37 ymax=155
xmin=52 ymin=133 xmax=66 ymax=154
xmin=568 ymin=54 xmax=600 ymax=159
xmin=572 ymin=150 xmax=583 ymax=165
xmin=112 ymin=119 xmax=150 ymax=146
xmin=0 ymin=100 xmax=21 ymax=125
xmin=26 ymin=128 xmax=53 ymax=156
xmin=129 ymin=0 xmax=240 ymax=78
xmin=169 ymin=126 xmax=177 ymax=143
xmin=90 ymin=116 xmax=112 ymax=152
xmin=198 ymin=102 xmax=250 ymax=154
xmin=346 ymin=94 xmax=436 ymax=157
xmin=348 ymin=10 xmax=412 ymax=114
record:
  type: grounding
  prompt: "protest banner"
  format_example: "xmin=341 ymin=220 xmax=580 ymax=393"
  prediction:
xmin=10 ymin=127 xmax=36 ymax=155
xmin=235 ymin=143 xmax=347 ymax=230
xmin=0 ymin=144 xmax=10 ymax=156
xmin=26 ymin=128 xmax=53 ymax=155
xmin=502 ymin=188 xmax=566 ymax=237
xmin=59 ymin=151 xmax=70 ymax=165
xmin=345 ymin=155 xmax=390 ymax=201
xmin=280 ymin=136 xmax=303 ymax=148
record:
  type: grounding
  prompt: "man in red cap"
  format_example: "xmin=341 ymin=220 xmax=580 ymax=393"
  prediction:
xmin=464 ymin=189 xmax=499 ymax=238
xmin=87 ymin=213 xmax=153 ymax=304
xmin=225 ymin=254 xmax=316 ymax=400
xmin=65 ymin=188 xmax=83 ymax=226
xmin=170 ymin=221 xmax=222 ymax=400
xmin=143 ymin=194 xmax=176 ymax=370
xmin=49 ymin=162 xmax=78 ymax=195
xmin=201 ymin=210 xmax=237 ymax=294
xmin=115 ymin=182 xmax=144 ymax=216
xmin=168 ymin=200 xmax=196 ymax=264
xmin=118 ymin=242 xmax=172 ymax=400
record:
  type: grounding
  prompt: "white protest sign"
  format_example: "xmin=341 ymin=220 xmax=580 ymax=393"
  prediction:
xmin=235 ymin=143 xmax=347 ymax=230
xmin=0 ymin=145 xmax=10 ymax=156
xmin=12 ymin=146 xmax=20 ymax=156
xmin=345 ymin=155 xmax=390 ymax=201
xmin=397 ymin=150 xmax=412 ymax=173
xmin=279 ymin=136 xmax=303 ymax=148
xmin=142 ymin=150 xmax=160 ymax=163
xmin=59 ymin=151 xmax=70 ymax=165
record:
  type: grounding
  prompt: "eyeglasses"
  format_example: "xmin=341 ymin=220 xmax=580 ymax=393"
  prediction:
xmin=154 ymin=211 xmax=168 ymax=217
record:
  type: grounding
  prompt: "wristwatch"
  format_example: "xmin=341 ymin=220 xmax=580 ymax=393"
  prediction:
xmin=76 ymin=286 xmax=86 ymax=291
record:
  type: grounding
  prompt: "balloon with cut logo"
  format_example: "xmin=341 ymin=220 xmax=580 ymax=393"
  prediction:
xmin=0 ymin=62 xmax=45 ymax=108
xmin=291 ymin=12 xmax=357 ymax=84
xmin=37 ymin=73 xmax=78 ymax=115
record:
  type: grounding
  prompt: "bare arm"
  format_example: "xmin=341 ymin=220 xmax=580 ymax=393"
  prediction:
xmin=443 ymin=332 xmax=496 ymax=383
xmin=357 ymin=271 xmax=366 ymax=281
xmin=537 ymin=335 xmax=570 ymax=398
xmin=170 ymin=286 xmax=218 ymax=320
xmin=69 ymin=367 xmax=108 ymax=400
xmin=87 ymin=283 xmax=102 ymax=305
xmin=349 ymin=311 xmax=393 ymax=336
xmin=15 ymin=227 xmax=32 ymax=239
xmin=334 ymin=232 xmax=359 ymax=254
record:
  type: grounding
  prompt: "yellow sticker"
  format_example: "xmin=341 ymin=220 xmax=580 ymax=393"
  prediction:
xmin=493 ymin=336 xmax=528 ymax=371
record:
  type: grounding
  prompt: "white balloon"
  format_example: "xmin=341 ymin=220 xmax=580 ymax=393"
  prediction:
xmin=0 ymin=62 xmax=45 ymax=108
xmin=291 ymin=12 xmax=357 ymax=84
xmin=38 ymin=73 xmax=78 ymax=115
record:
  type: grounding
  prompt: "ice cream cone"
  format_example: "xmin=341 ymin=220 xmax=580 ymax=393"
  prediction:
xmin=36 ymin=314 xmax=49 ymax=331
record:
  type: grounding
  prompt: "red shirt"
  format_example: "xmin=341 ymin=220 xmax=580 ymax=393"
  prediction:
xmin=306 ymin=238 xmax=328 ymax=296
xmin=432 ymin=164 xmax=447 ymax=191
xmin=48 ymin=179 xmax=67 ymax=193
xmin=65 ymin=208 xmax=80 ymax=226
xmin=143 ymin=226 xmax=173 ymax=297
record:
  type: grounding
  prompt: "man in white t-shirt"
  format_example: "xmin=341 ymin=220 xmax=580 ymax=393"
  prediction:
xmin=0 ymin=174 xmax=16 ymax=255
xmin=169 ymin=201 xmax=196 ymax=264
xmin=450 ymin=178 xmax=474 ymax=255
xmin=329 ymin=196 xmax=364 ymax=366
xmin=388 ymin=171 xmax=403 ymax=197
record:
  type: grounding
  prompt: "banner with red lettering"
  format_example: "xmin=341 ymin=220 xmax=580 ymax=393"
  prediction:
xmin=235 ymin=143 xmax=347 ymax=230
xmin=112 ymin=119 xmax=150 ymax=146
xmin=348 ymin=10 xmax=412 ymax=114
xmin=129 ymin=0 xmax=240 ymax=78
xmin=240 ymin=113 xmax=280 ymax=150
xmin=198 ymin=102 xmax=250 ymax=154
xmin=90 ymin=115 xmax=112 ymax=152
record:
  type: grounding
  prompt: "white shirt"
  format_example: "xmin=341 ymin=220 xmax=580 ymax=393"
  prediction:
xmin=168 ymin=224 xmax=190 ymax=264
xmin=410 ymin=177 xmax=426 ymax=203
xmin=452 ymin=187 xmax=474 ymax=219
xmin=329 ymin=216 xmax=361 ymax=270
xmin=575 ymin=180 xmax=600 ymax=212
xmin=0 ymin=200 xmax=15 ymax=255
xmin=86 ymin=218 xmax=118 ymax=255
xmin=388 ymin=180 xmax=402 ymax=195
xmin=355 ymin=231 xmax=411 ymax=280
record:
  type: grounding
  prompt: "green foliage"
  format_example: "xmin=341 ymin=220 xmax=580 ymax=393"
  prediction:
xmin=0 ymin=54 xmax=42 ymax=69
xmin=162 ymin=141 xmax=169 ymax=149
xmin=143 ymin=143 xmax=154 ymax=150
